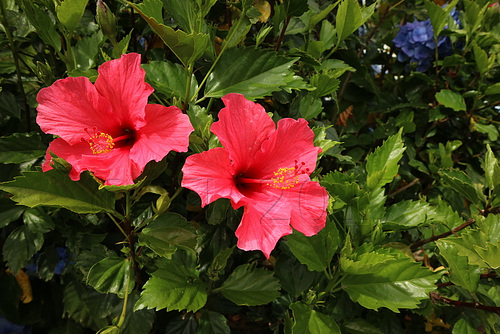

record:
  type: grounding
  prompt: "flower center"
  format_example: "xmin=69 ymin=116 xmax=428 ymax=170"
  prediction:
xmin=236 ymin=161 xmax=309 ymax=190
xmin=83 ymin=127 xmax=133 ymax=155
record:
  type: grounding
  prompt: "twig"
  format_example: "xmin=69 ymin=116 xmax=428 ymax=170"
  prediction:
xmin=430 ymin=291 xmax=500 ymax=316
xmin=275 ymin=16 xmax=291 ymax=52
xmin=410 ymin=218 xmax=475 ymax=251
xmin=388 ymin=178 xmax=420 ymax=198
xmin=436 ymin=272 xmax=498 ymax=288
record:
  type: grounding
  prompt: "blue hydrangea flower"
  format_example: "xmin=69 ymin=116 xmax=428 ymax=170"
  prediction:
xmin=0 ymin=315 xmax=31 ymax=334
xmin=393 ymin=8 xmax=460 ymax=71
xmin=25 ymin=247 xmax=71 ymax=276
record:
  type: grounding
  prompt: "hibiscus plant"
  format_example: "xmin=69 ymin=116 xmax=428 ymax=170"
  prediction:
xmin=0 ymin=0 xmax=499 ymax=333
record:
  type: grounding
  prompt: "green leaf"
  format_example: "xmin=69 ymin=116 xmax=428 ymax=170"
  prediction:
xmin=452 ymin=318 xmax=480 ymax=334
xmin=129 ymin=0 xmax=210 ymax=67
xmin=424 ymin=0 xmax=458 ymax=37
xmin=138 ymin=212 xmax=197 ymax=258
xmin=382 ymin=200 xmax=431 ymax=229
xmin=342 ymin=319 xmax=385 ymax=334
xmin=222 ymin=10 xmax=252 ymax=49
xmin=312 ymin=126 xmax=340 ymax=157
xmin=474 ymin=123 xmax=499 ymax=141
xmin=299 ymin=95 xmax=323 ymax=120
xmin=484 ymin=83 xmax=500 ymax=96
xmin=206 ymin=198 xmax=230 ymax=225
xmin=163 ymin=0 xmax=196 ymax=32
xmin=308 ymin=2 xmax=337 ymax=30
xmin=427 ymin=197 xmax=465 ymax=230
xmin=342 ymin=258 xmax=443 ymax=312
xmin=0 ymin=197 xmax=25 ymax=229
xmin=440 ymin=230 xmax=489 ymax=267
xmin=0 ymin=168 xmax=116 ymax=214
xmin=0 ymin=91 xmax=21 ymax=119
xmin=198 ymin=311 xmax=231 ymax=334
xmin=275 ymin=252 xmax=316 ymax=297
xmin=204 ymin=47 xmax=298 ymax=100
xmin=473 ymin=242 xmax=500 ymax=269
xmin=321 ymin=172 xmax=360 ymax=208
xmin=2 ymin=225 xmax=44 ymax=273
xmin=436 ymin=240 xmax=481 ymax=293
xmin=340 ymin=244 xmax=398 ymax=275
xmin=56 ymin=0 xmax=88 ymax=33
xmin=135 ymin=252 xmax=207 ymax=312
xmin=336 ymin=0 xmax=375 ymax=45
xmin=23 ymin=207 xmax=55 ymax=233
xmin=113 ymin=31 xmax=133 ymax=59
xmin=366 ymin=128 xmax=405 ymax=190
xmin=438 ymin=168 xmax=480 ymax=206
xmin=63 ymin=282 xmax=110 ymax=330
xmin=17 ymin=0 xmax=61 ymax=50
xmin=289 ymin=302 xmax=341 ymax=334
xmin=473 ymin=42 xmax=489 ymax=74
xmin=87 ymin=257 xmax=134 ymax=297
xmin=476 ymin=214 xmax=500 ymax=244
xmin=286 ymin=0 xmax=309 ymax=17
xmin=463 ymin=0 xmax=483 ymax=35
xmin=0 ymin=133 xmax=47 ymax=164
xmin=435 ymin=90 xmax=466 ymax=112
xmin=216 ymin=264 xmax=280 ymax=306
xmin=98 ymin=326 xmax=120 ymax=334
xmin=287 ymin=220 xmax=340 ymax=272
xmin=207 ymin=247 xmax=234 ymax=281
xmin=119 ymin=292 xmax=155 ymax=334
xmin=484 ymin=144 xmax=500 ymax=191
xmin=143 ymin=60 xmax=198 ymax=101
xmin=309 ymin=73 xmax=340 ymax=99
xmin=74 ymin=31 xmax=102 ymax=72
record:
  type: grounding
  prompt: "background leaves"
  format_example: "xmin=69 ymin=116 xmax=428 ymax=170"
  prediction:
xmin=1 ymin=0 xmax=500 ymax=333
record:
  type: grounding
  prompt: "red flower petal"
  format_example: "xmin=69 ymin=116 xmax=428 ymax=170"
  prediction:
xmin=80 ymin=148 xmax=142 ymax=186
xmin=251 ymin=118 xmax=320 ymax=180
xmin=36 ymin=77 xmax=116 ymax=145
xmin=287 ymin=181 xmax=328 ymax=236
xmin=130 ymin=104 xmax=193 ymax=167
xmin=181 ymin=147 xmax=245 ymax=207
xmin=94 ymin=53 xmax=153 ymax=129
xmin=235 ymin=191 xmax=293 ymax=258
xmin=42 ymin=138 xmax=91 ymax=181
xmin=211 ymin=93 xmax=275 ymax=170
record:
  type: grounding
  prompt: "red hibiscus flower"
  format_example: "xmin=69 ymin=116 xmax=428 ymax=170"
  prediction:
xmin=36 ymin=53 xmax=193 ymax=186
xmin=181 ymin=93 xmax=328 ymax=258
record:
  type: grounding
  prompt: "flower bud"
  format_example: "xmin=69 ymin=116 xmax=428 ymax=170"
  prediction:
xmin=96 ymin=0 xmax=117 ymax=44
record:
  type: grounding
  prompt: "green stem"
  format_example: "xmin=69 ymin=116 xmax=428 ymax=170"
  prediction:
xmin=325 ymin=269 xmax=345 ymax=293
xmin=183 ymin=63 xmax=194 ymax=111
xmin=206 ymin=97 xmax=215 ymax=113
xmin=64 ymin=33 xmax=76 ymax=72
xmin=116 ymin=260 xmax=132 ymax=328
xmin=107 ymin=213 xmax=128 ymax=239
xmin=125 ymin=191 xmax=131 ymax=220
xmin=151 ymin=92 xmax=167 ymax=106
xmin=0 ymin=2 xmax=31 ymax=131
xmin=134 ymin=187 xmax=184 ymax=231
xmin=322 ymin=268 xmax=333 ymax=280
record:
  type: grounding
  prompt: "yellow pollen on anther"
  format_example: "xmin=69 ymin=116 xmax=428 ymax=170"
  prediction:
xmin=88 ymin=132 xmax=115 ymax=154
xmin=267 ymin=167 xmax=300 ymax=190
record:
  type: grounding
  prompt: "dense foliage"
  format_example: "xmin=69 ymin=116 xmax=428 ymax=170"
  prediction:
xmin=1 ymin=0 xmax=500 ymax=333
